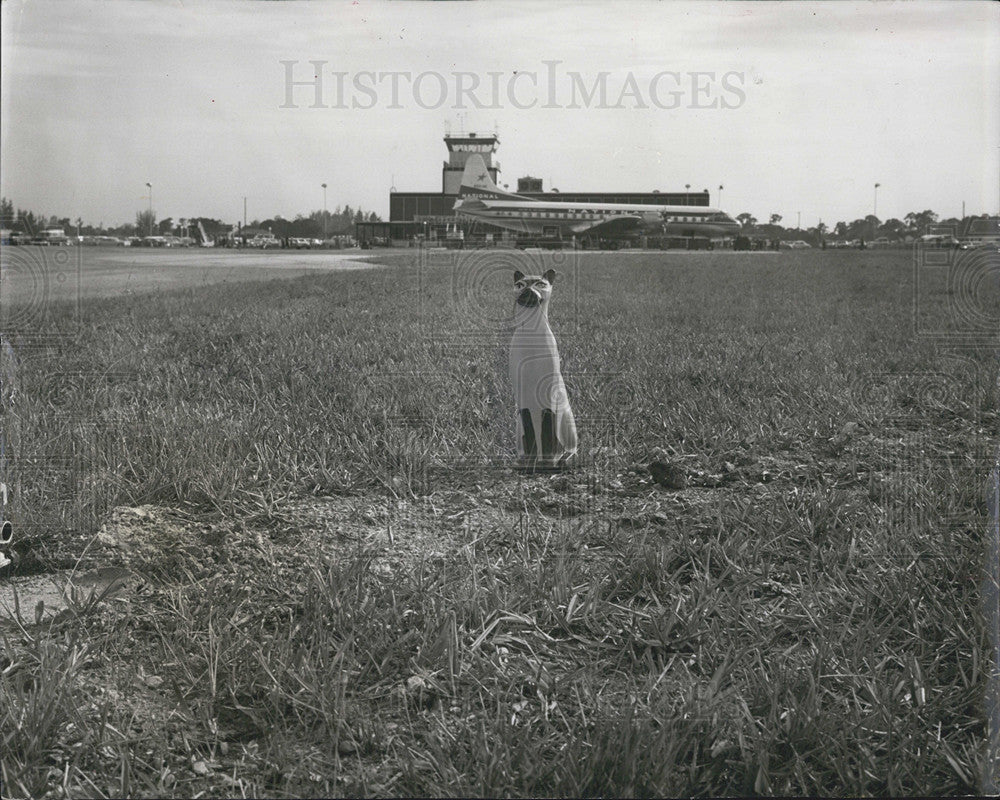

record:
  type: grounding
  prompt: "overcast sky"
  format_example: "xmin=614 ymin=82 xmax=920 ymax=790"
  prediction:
xmin=2 ymin=0 xmax=998 ymax=229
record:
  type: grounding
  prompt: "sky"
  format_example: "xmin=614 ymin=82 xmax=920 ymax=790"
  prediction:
xmin=2 ymin=0 xmax=998 ymax=229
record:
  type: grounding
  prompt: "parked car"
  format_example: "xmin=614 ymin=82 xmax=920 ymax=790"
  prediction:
xmin=31 ymin=228 xmax=70 ymax=246
xmin=289 ymin=237 xmax=312 ymax=249
xmin=248 ymin=235 xmax=280 ymax=249
xmin=918 ymin=234 xmax=959 ymax=248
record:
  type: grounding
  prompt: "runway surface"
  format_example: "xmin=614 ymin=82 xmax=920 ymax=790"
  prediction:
xmin=0 ymin=246 xmax=387 ymax=304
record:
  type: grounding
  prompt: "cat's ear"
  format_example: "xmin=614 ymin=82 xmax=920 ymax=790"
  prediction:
xmin=514 ymin=270 xmax=525 ymax=283
xmin=543 ymin=269 xmax=556 ymax=284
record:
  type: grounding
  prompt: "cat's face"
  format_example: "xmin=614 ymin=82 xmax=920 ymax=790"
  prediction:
xmin=514 ymin=269 xmax=556 ymax=308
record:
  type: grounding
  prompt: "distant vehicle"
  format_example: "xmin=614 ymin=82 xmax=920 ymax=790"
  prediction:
xmin=918 ymin=234 xmax=959 ymax=248
xmin=158 ymin=235 xmax=193 ymax=247
xmin=871 ymin=237 xmax=891 ymax=247
xmin=289 ymin=237 xmax=312 ymax=249
xmin=250 ymin=235 xmax=280 ymax=249
xmin=32 ymin=228 xmax=70 ymax=246
xmin=141 ymin=236 xmax=168 ymax=247
xmin=782 ymin=240 xmax=812 ymax=249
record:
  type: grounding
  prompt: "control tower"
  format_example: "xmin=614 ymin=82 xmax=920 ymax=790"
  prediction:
xmin=442 ymin=132 xmax=500 ymax=194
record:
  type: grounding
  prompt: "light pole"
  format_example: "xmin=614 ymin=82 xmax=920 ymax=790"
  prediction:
xmin=872 ymin=183 xmax=881 ymax=242
xmin=685 ymin=184 xmax=691 ymax=204
xmin=145 ymin=182 xmax=153 ymax=235
xmin=718 ymin=185 xmax=724 ymax=207
xmin=321 ymin=183 xmax=328 ymax=240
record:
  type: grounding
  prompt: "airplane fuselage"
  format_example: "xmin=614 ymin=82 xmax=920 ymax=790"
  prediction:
xmin=453 ymin=154 xmax=740 ymax=239
xmin=456 ymin=196 xmax=740 ymax=237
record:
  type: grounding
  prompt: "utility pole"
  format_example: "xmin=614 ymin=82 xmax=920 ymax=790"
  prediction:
xmin=322 ymin=183 xmax=328 ymax=240
xmin=145 ymin=182 xmax=153 ymax=235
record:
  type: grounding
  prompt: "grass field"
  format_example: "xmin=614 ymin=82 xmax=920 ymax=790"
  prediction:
xmin=1 ymin=246 xmax=997 ymax=797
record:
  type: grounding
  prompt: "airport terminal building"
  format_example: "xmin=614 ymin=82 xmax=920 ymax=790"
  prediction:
xmin=356 ymin=133 xmax=710 ymax=246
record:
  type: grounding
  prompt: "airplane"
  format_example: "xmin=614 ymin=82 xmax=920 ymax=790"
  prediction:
xmin=453 ymin=154 xmax=740 ymax=240
xmin=197 ymin=220 xmax=216 ymax=248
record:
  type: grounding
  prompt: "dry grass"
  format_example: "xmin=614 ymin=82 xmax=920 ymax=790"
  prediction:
xmin=1 ymin=247 xmax=996 ymax=797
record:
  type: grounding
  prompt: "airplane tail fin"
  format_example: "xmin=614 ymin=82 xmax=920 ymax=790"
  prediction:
xmin=459 ymin=154 xmax=524 ymax=201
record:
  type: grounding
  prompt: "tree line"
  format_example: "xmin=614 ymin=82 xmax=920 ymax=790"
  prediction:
xmin=733 ymin=209 xmax=989 ymax=245
xmin=4 ymin=195 xmax=991 ymax=245
xmin=0 ymin=197 xmax=381 ymax=241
